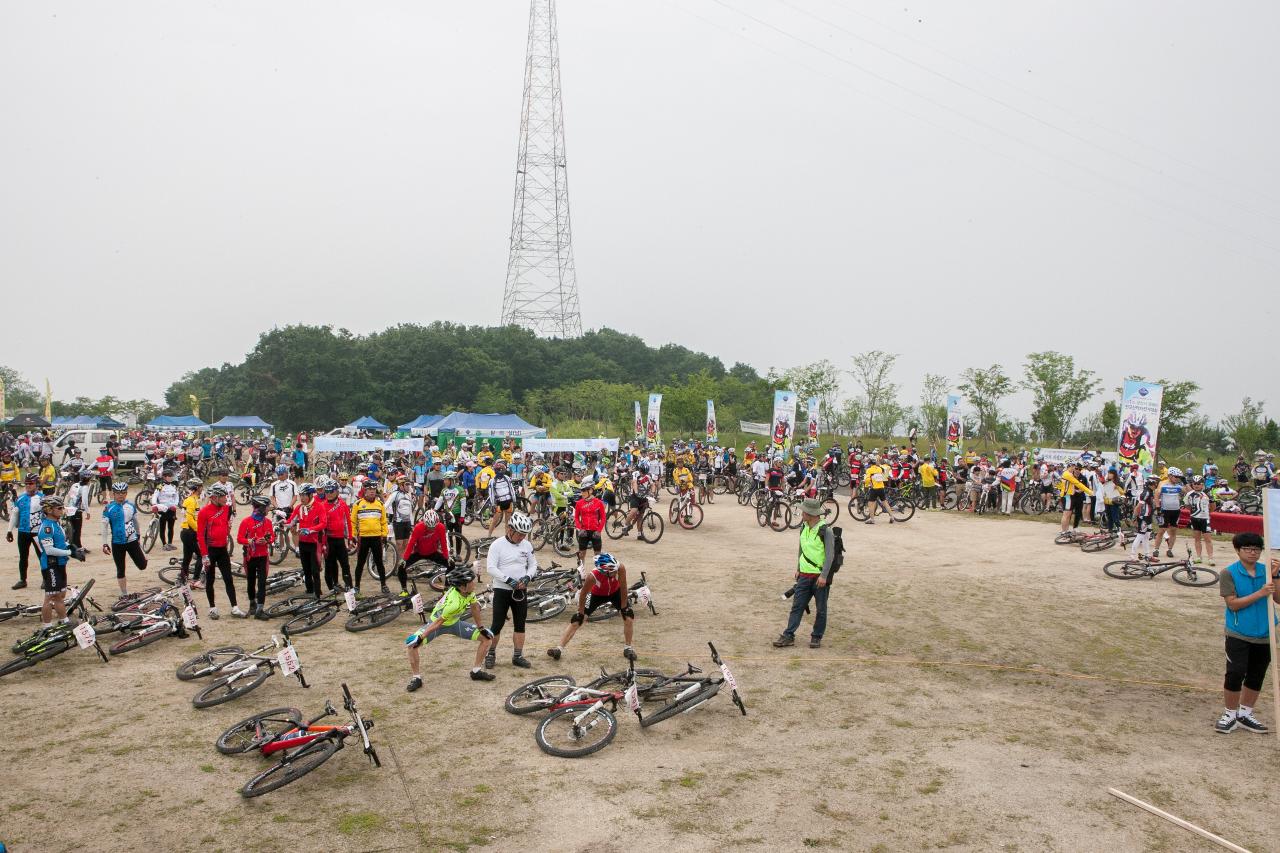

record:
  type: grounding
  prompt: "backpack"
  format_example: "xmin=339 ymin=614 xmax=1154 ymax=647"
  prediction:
xmin=801 ymin=524 xmax=845 ymax=579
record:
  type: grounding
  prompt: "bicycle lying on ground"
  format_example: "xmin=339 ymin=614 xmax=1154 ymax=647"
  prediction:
xmin=1 ymin=581 xmax=110 ymax=678
xmin=177 ymin=635 xmax=310 ymax=708
xmin=1102 ymin=547 xmax=1219 ymax=586
xmin=586 ymin=571 xmax=657 ymax=622
xmin=215 ymin=683 xmax=380 ymax=798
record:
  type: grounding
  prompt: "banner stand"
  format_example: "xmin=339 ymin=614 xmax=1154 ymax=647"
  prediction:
xmin=1263 ymin=490 xmax=1280 ymax=740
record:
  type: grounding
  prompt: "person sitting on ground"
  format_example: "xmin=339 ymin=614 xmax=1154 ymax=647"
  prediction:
xmin=404 ymin=567 xmax=495 ymax=692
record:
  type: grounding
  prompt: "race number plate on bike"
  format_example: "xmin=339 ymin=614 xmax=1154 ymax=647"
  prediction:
xmin=73 ymin=622 xmax=97 ymax=649
xmin=719 ymin=663 xmax=739 ymax=693
xmin=625 ymin=683 xmax=641 ymax=713
xmin=182 ymin=605 xmax=199 ymax=629
xmin=277 ymin=645 xmax=301 ymax=676
xmin=410 ymin=593 xmax=425 ymax=614
xmin=635 ymin=586 xmax=651 ymax=607
xmin=344 ymin=589 xmax=358 ymax=612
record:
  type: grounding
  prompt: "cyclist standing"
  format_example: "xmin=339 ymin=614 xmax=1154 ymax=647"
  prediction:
xmin=484 ymin=511 xmax=538 ymax=669
xmin=179 ymin=479 xmax=203 ymax=587
xmin=64 ymin=470 xmax=94 ymax=549
xmin=36 ymin=496 xmax=85 ymax=628
xmin=289 ymin=484 xmax=329 ymax=596
xmin=196 ymin=483 xmax=242 ymax=618
xmin=321 ymin=480 xmax=354 ymax=591
xmin=486 ymin=461 xmax=517 ymax=536
xmin=773 ymin=498 xmax=834 ymax=649
xmin=350 ymin=481 xmax=388 ymax=595
xmin=385 ymin=476 xmax=415 ymax=567
xmin=1184 ymin=476 xmax=1214 ymax=566
xmin=101 ymin=482 xmax=148 ymax=597
xmin=1155 ymin=468 xmax=1185 ymax=557
xmin=573 ymin=483 xmax=607 ymax=572
xmin=270 ymin=465 xmax=298 ymax=549
xmin=236 ymin=496 xmax=274 ymax=620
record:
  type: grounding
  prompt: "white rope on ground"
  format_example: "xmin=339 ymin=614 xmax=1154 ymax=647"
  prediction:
xmin=1107 ymin=788 xmax=1252 ymax=853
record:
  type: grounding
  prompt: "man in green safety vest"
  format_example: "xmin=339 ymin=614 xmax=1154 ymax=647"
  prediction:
xmin=773 ymin=498 xmax=835 ymax=650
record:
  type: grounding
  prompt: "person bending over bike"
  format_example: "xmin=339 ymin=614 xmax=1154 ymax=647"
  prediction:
xmin=401 ymin=510 xmax=451 ymax=578
xmin=405 ymin=567 xmax=495 ymax=692
xmin=546 ymin=552 xmax=636 ymax=663
xmin=485 ymin=511 xmax=538 ymax=669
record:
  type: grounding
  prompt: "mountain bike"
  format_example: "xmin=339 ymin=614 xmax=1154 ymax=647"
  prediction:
xmin=668 ymin=490 xmax=703 ymax=530
xmin=1102 ymin=547 xmax=1219 ymax=586
xmin=344 ymin=581 xmax=430 ymax=633
xmin=105 ymin=587 xmax=202 ymax=655
xmin=231 ymin=684 xmax=380 ymax=797
xmin=2 ymin=577 xmax=101 ymax=625
xmin=182 ymin=636 xmax=310 ymax=708
xmin=604 ymin=507 xmax=664 ymax=544
xmin=0 ymin=616 xmax=109 ymax=677
xmin=756 ymin=491 xmax=790 ymax=532
xmin=848 ymin=490 xmax=914 ymax=523
xmin=1078 ymin=528 xmax=1136 ymax=553
xmin=586 ymin=572 xmax=657 ymax=622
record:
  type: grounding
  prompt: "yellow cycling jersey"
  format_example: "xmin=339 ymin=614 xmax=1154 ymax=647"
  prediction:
xmin=0 ymin=462 xmax=19 ymax=482
xmin=863 ymin=465 xmax=888 ymax=489
xmin=40 ymin=465 xmax=57 ymax=489
xmin=529 ymin=473 xmax=552 ymax=493
xmin=477 ymin=466 xmax=495 ymax=490
xmin=673 ymin=467 xmax=694 ymax=489
xmin=181 ymin=494 xmax=201 ymax=530
xmin=350 ymin=499 xmax=388 ymax=538
xmin=595 ymin=477 xmax=614 ymax=494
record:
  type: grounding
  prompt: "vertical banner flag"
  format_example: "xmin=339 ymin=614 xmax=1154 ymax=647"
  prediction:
xmin=806 ymin=396 xmax=820 ymax=442
xmin=1116 ymin=380 xmax=1163 ymax=476
xmin=646 ymin=393 xmax=662 ymax=446
xmin=44 ymin=378 xmax=52 ymax=421
xmin=633 ymin=401 xmax=643 ymax=442
xmin=189 ymin=394 xmax=200 ymax=418
xmin=945 ymin=395 xmax=963 ymax=453
xmin=706 ymin=400 xmax=718 ymax=443
xmin=770 ymin=390 xmax=797 ymax=454
xmin=0 ymin=377 xmax=6 ymax=421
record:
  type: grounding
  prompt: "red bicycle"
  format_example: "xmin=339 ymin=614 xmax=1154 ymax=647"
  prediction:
xmin=214 ymin=683 xmax=380 ymax=797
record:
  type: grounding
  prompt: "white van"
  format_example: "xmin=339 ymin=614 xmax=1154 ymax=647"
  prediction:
xmin=52 ymin=430 xmax=146 ymax=469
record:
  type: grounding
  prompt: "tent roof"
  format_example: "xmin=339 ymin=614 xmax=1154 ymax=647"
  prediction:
xmin=397 ymin=414 xmax=443 ymax=431
xmin=145 ymin=414 xmax=211 ymax=431
xmin=430 ymin=412 xmax=543 ymax=436
xmin=5 ymin=413 xmax=51 ymax=428
xmin=346 ymin=415 xmax=389 ymax=430
xmin=210 ymin=415 xmax=274 ymax=429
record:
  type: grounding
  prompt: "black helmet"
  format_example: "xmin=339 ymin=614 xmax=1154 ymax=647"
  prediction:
xmin=445 ymin=568 xmax=475 ymax=588
xmin=250 ymin=496 xmax=270 ymax=509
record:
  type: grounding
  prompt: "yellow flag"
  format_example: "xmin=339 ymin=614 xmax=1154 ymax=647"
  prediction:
xmin=44 ymin=378 xmax=52 ymax=421
xmin=189 ymin=394 xmax=200 ymax=418
xmin=0 ymin=377 xmax=6 ymax=421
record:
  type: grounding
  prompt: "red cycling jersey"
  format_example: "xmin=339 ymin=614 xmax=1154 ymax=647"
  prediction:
xmin=406 ymin=521 xmax=450 ymax=560
xmin=236 ymin=515 xmax=274 ymax=559
xmin=196 ymin=503 xmax=233 ymax=554
xmin=288 ymin=500 xmax=329 ymax=544
xmin=573 ymin=496 xmax=606 ymax=532
xmin=589 ymin=567 xmax=620 ymax=597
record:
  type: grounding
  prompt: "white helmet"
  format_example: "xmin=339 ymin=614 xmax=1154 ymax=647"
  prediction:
xmin=1167 ymin=467 xmax=1183 ymax=478
xmin=422 ymin=510 xmax=440 ymax=528
xmin=508 ymin=511 xmax=533 ymax=534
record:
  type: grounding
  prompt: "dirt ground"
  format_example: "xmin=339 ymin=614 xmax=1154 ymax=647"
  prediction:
xmin=2 ymin=494 xmax=1278 ymax=853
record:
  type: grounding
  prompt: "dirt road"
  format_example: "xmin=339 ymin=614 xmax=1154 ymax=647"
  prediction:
xmin=2 ymin=498 xmax=1276 ymax=852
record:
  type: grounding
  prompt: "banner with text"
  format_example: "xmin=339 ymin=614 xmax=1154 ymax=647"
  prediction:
xmin=706 ymin=400 xmax=718 ymax=443
xmin=739 ymin=421 xmax=770 ymax=436
xmin=806 ymin=396 xmax=820 ymax=442
xmin=524 ymin=438 xmax=619 ymax=453
xmin=1116 ymin=380 xmax=1163 ymax=476
xmin=770 ymin=390 xmax=797 ymax=453
xmin=646 ymin=393 xmax=662 ymax=446
xmin=633 ymin=401 xmax=643 ymax=443
xmin=945 ymin=395 xmax=963 ymax=453
xmin=314 ymin=437 xmax=424 ymax=453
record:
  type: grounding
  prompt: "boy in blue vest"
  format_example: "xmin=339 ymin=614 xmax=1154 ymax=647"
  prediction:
xmin=1215 ymin=532 xmax=1280 ymax=734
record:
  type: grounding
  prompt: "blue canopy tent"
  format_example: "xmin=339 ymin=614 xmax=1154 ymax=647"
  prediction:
xmin=346 ymin=415 xmax=389 ymax=431
xmin=397 ymin=414 xmax=443 ymax=434
xmin=97 ymin=415 xmax=126 ymax=429
xmin=429 ymin=412 xmax=544 ymax=438
xmin=53 ymin=415 xmax=126 ymax=429
xmin=210 ymin=415 xmax=274 ymax=431
xmin=144 ymin=414 xmax=211 ymax=432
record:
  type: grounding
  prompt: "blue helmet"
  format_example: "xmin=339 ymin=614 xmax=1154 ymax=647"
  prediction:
xmin=276 ymin=465 xmax=288 ymax=475
xmin=594 ymin=553 xmax=618 ymax=573
xmin=299 ymin=483 xmax=317 ymax=495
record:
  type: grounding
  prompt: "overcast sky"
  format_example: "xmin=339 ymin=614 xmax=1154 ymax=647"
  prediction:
xmin=3 ymin=1 xmax=1276 ymax=423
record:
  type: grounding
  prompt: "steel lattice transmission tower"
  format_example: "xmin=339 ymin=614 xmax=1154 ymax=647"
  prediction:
xmin=500 ymin=0 xmax=582 ymax=337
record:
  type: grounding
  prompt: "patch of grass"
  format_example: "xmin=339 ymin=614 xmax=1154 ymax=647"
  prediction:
xmin=472 ymin=783 xmax=491 ymax=794
xmin=802 ymin=839 xmax=828 ymax=848
xmin=336 ymin=812 xmax=385 ymax=835
xmin=679 ymin=772 xmax=704 ymax=788
xmin=271 ymin=814 xmax=290 ymax=824
xmin=918 ymin=778 xmax=944 ymax=795
xmin=199 ymin=764 xmax=216 ymax=773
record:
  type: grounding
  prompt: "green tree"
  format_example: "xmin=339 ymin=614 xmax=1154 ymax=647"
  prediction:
xmin=918 ymin=373 xmax=948 ymax=440
xmin=1021 ymin=352 xmax=1099 ymax=443
xmin=1221 ymin=397 xmax=1267 ymax=454
xmin=957 ymin=365 xmax=1012 ymax=441
xmin=1100 ymin=400 xmax=1120 ymax=436
xmin=849 ymin=351 xmax=899 ymax=436
xmin=0 ymin=365 xmax=40 ymax=411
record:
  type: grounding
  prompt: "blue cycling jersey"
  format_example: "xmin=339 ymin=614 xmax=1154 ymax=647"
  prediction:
xmin=37 ymin=519 xmax=70 ymax=570
xmin=103 ymin=501 xmax=141 ymax=544
xmin=13 ymin=492 xmax=43 ymax=533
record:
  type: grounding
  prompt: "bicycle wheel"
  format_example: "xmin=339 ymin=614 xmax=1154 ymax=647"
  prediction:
xmin=448 ymin=531 xmax=471 ymax=563
xmin=240 ymin=737 xmax=340 ymax=797
xmin=819 ymin=498 xmax=840 ymax=525
xmin=215 ymin=707 xmax=303 ymax=755
xmin=678 ymin=502 xmax=704 ymax=530
xmin=0 ymin=654 xmax=37 ymax=678
xmin=1053 ymin=531 xmax=1081 ymax=545
xmin=552 ymin=526 xmax=576 ymax=558
xmin=381 ymin=540 xmax=399 ymax=574
xmin=769 ymin=504 xmax=791 ymax=532
xmin=1102 ymin=560 xmax=1150 ymax=580
xmin=234 ymin=484 xmax=252 ymax=507
xmin=604 ymin=510 xmax=627 ymax=540
xmin=526 ymin=593 xmax=568 ymax=622
xmin=888 ymin=499 xmax=915 ymax=523
xmin=1172 ymin=566 xmax=1219 ymax=587
xmin=755 ymin=504 xmax=770 ymax=528
xmin=283 ymin=604 xmax=338 ymax=635
xmin=638 ymin=680 xmax=721 ymax=728
xmin=142 ymin=522 xmax=158 ymax=554
xmin=836 ymin=472 xmax=851 ymax=487
xmin=135 ymin=490 xmax=153 ymax=513
xmin=638 ymin=511 xmax=663 ymax=544
xmin=345 ymin=603 xmax=403 ymax=632
xmin=535 ymin=705 xmax=618 ymax=758
xmin=1080 ymin=535 xmax=1118 ymax=553
xmin=785 ymin=500 xmax=803 ymax=530
xmin=109 ymin=622 xmax=174 ymax=656
xmin=269 ymin=532 xmax=288 ymax=566
xmin=266 ymin=595 xmax=315 ymax=618
xmin=193 ymin=662 xmax=273 ymax=708
xmin=848 ymin=498 xmax=868 ymax=522
xmin=504 ymin=675 xmax=577 ymax=715
xmin=587 ymin=603 xmax=619 ymax=623
xmin=157 ymin=565 xmax=184 ymax=585
xmin=177 ymin=646 xmax=245 ymax=680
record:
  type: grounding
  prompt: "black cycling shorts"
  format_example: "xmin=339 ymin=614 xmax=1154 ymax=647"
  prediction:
xmin=628 ymin=494 xmax=648 ymax=510
xmin=392 ymin=521 xmax=412 ymax=540
xmin=585 ymin=590 xmax=624 ymax=614
xmin=1159 ymin=509 xmax=1181 ymax=528
xmin=1189 ymin=517 xmax=1209 ymax=533
xmin=41 ymin=562 xmax=68 ymax=594
xmin=576 ymin=531 xmax=602 ymax=552
xmin=496 ymin=499 xmax=513 ymax=511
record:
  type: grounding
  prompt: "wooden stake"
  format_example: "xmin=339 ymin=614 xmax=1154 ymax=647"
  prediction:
xmin=1107 ymin=788 xmax=1251 ymax=853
